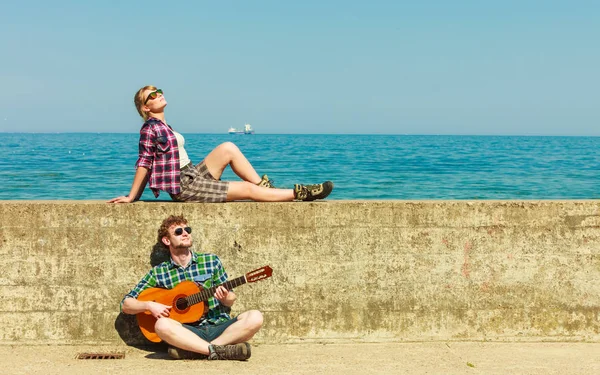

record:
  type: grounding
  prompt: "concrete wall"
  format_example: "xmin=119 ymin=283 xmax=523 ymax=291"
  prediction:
xmin=0 ymin=201 xmax=599 ymax=345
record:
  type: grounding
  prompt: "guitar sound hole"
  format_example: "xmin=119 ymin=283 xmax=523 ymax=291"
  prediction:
xmin=175 ymin=298 xmax=188 ymax=310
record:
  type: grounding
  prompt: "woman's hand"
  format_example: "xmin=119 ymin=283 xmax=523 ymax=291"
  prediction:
xmin=108 ymin=167 xmax=149 ymax=204
xmin=108 ymin=195 xmax=135 ymax=203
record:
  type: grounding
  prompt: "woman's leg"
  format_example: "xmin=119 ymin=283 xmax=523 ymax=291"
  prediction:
xmin=203 ymin=142 xmax=261 ymax=183
xmin=226 ymin=181 xmax=295 ymax=202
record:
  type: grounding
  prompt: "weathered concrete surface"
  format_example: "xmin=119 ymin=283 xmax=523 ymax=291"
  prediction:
xmin=0 ymin=200 xmax=599 ymax=345
xmin=3 ymin=343 xmax=600 ymax=375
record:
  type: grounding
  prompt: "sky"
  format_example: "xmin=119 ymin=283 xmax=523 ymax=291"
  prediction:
xmin=1 ymin=1 xmax=598 ymax=135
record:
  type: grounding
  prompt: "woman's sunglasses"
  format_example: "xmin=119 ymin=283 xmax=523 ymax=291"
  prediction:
xmin=144 ymin=89 xmax=163 ymax=104
xmin=174 ymin=226 xmax=192 ymax=236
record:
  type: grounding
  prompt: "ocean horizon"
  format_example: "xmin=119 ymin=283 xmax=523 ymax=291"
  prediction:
xmin=2 ymin=133 xmax=598 ymax=200
xmin=3 ymin=131 xmax=599 ymax=137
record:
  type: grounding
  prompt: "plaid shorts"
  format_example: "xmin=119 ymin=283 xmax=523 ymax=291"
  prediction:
xmin=170 ymin=160 xmax=229 ymax=203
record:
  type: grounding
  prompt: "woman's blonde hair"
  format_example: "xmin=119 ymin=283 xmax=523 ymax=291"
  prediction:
xmin=134 ymin=85 xmax=157 ymax=121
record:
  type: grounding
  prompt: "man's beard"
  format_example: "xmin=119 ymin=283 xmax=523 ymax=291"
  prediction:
xmin=173 ymin=241 xmax=193 ymax=250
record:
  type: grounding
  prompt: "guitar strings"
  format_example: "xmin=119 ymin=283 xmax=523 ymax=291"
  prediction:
xmin=183 ymin=276 xmax=247 ymax=307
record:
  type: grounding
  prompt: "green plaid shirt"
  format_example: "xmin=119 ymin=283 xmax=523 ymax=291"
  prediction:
xmin=122 ymin=252 xmax=231 ymax=324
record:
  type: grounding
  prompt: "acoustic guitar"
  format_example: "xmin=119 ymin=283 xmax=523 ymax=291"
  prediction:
xmin=136 ymin=265 xmax=273 ymax=342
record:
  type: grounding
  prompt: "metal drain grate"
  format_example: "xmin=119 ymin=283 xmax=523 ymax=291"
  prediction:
xmin=76 ymin=352 xmax=125 ymax=360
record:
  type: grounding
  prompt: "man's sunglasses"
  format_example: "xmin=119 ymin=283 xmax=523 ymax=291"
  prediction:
xmin=144 ymin=89 xmax=163 ymax=104
xmin=174 ymin=226 xmax=192 ymax=236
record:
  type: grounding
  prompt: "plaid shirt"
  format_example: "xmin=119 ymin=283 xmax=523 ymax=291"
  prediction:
xmin=122 ymin=252 xmax=231 ymax=324
xmin=135 ymin=117 xmax=181 ymax=198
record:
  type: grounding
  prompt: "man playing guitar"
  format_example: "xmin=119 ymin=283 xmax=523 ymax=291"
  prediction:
xmin=121 ymin=215 xmax=263 ymax=360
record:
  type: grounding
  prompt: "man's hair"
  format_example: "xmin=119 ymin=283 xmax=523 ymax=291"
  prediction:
xmin=157 ymin=215 xmax=188 ymax=243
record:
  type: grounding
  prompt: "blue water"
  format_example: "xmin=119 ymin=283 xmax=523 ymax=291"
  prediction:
xmin=1 ymin=133 xmax=598 ymax=200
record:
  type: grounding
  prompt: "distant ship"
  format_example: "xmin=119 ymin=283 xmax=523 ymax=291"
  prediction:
xmin=228 ymin=123 xmax=255 ymax=134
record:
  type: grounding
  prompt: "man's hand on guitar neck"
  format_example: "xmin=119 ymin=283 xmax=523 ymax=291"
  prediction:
xmin=214 ymin=286 xmax=236 ymax=307
xmin=147 ymin=301 xmax=172 ymax=319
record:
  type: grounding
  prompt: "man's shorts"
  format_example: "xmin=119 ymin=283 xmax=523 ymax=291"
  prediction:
xmin=171 ymin=160 xmax=230 ymax=203
xmin=182 ymin=317 xmax=238 ymax=342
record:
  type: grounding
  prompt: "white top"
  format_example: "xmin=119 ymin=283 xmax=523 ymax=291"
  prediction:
xmin=172 ymin=130 xmax=191 ymax=168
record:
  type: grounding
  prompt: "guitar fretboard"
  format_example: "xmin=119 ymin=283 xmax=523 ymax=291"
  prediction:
xmin=185 ymin=275 xmax=247 ymax=306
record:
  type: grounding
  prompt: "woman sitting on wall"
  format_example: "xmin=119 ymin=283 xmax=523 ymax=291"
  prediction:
xmin=109 ymin=86 xmax=333 ymax=203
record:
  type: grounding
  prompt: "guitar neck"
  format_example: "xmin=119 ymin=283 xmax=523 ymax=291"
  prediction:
xmin=187 ymin=275 xmax=247 ymax=306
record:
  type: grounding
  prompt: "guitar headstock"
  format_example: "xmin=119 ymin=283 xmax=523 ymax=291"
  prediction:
xmin=245 ymin=265 xmax=273 ymax=283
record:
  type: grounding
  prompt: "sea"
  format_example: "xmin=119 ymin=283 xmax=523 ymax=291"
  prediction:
xmin=1 ymin=133 xmax=598 ymax=200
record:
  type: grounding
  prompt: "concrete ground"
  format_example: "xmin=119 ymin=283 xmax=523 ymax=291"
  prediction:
xmin=2 ymin=342 xmax=599 ymax=375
